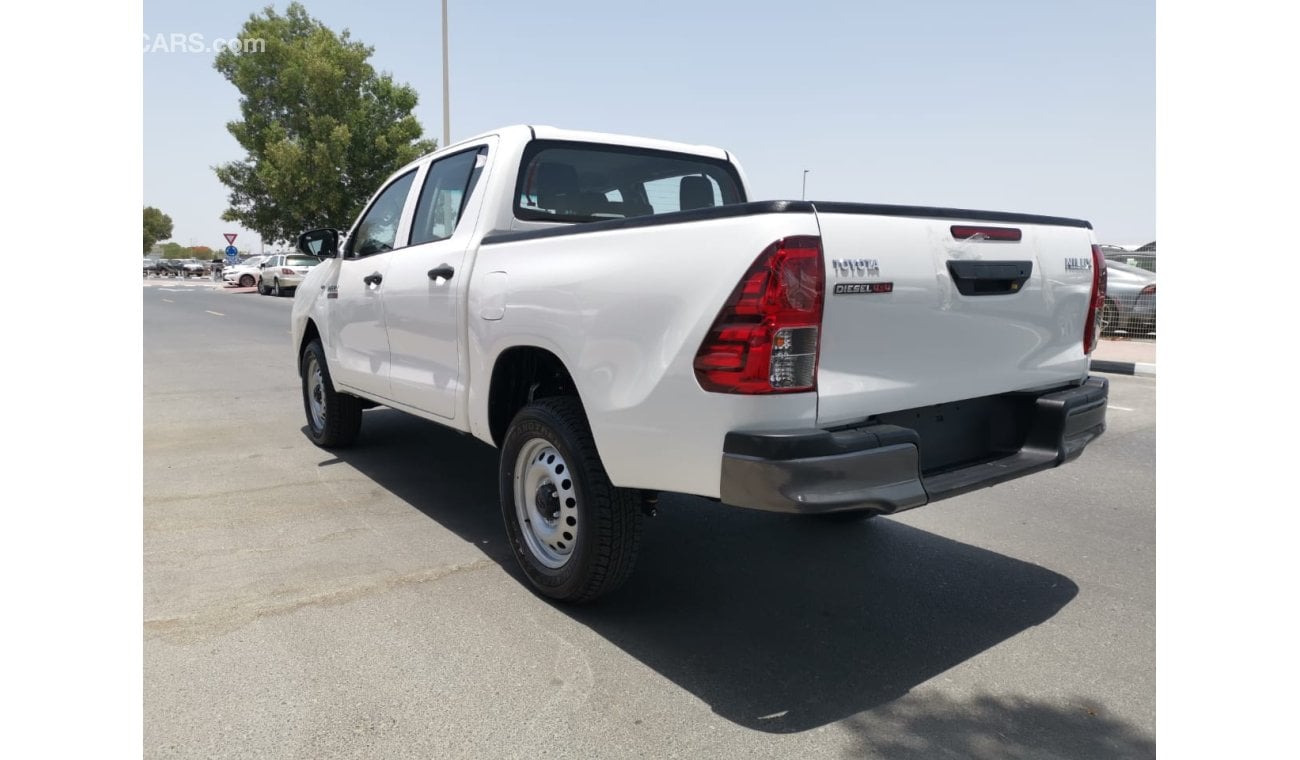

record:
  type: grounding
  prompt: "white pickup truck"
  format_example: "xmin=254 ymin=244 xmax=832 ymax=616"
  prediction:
xmin=291 ymin=125 xmax=1109 ymax=602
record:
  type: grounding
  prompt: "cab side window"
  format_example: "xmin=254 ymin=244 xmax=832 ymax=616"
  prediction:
xmin=409 ymin=148 xmax=485 ymax=246
xmin=349 ymin=170 xmax=417 ymax=257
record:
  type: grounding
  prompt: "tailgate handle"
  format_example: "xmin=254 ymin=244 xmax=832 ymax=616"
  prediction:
xmin=946 ymin=260 xmax=1033 ymax=296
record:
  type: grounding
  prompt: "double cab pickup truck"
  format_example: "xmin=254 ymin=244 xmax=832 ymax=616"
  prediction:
xmin=291 ymin=125 xmax=1109 ymax=602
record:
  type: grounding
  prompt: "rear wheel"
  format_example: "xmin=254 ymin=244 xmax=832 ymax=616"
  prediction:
xmin=499 ymin=397 xmax=643 ymax=603
xmin=239 ymin=274 xmax=254 ymax=288
xmin=300 ymin=339 xmax=362 ymax=448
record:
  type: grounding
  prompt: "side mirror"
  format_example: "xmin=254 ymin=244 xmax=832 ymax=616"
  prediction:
xmin=298 ymin=228 xmax=341 ymax=258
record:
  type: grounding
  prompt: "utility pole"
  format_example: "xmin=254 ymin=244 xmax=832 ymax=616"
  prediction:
xmin=441 ymin=0 xmax=450 ymax=148
xmin=802 ymin=169 xmax=809 ymax=201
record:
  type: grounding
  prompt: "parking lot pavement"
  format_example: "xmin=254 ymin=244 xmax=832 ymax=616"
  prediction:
xmin=144 ymin=287 xmax=1155 ymax=759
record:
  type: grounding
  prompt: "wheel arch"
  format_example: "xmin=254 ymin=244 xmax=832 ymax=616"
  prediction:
xmin=297 ymin=318 xmax=322 ymax=377
xmin=486 ymin=345 xmax=581 ymax=447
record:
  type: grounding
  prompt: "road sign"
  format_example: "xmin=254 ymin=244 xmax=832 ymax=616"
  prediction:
xmin=224 ymin=246 xmax=239 ymax=262
xmin=223 ymin=233 xmax=238 ymax=245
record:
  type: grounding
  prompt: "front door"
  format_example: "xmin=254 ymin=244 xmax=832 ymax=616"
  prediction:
xmin=326 ymin=168 xmax=419 ymax=399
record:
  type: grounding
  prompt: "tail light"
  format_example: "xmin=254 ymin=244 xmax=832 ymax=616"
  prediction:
xmin=950 ymin=225 xmax=1023 ymax=241
xmin=693 ymin=236 xmax=824 ymax=393
xmin=281 ymin=267 xmax=295 ymax=275
xmin=1083 ymin=244 xmax=1108 ymax=354
xmin=1140 ymin=284 xmax=1156 ymax=297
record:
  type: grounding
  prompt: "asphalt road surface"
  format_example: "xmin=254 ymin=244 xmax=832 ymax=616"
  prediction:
xmin=144 ymin=281 xmax=1156 ymax=759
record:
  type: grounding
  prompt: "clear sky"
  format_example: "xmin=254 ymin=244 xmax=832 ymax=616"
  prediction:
xmin=144 ymin=0 xmax=1154 ymax=250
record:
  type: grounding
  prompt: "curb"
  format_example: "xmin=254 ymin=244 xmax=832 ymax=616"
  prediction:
xmin=1091 ymin=360 xmax=1156 ymax=377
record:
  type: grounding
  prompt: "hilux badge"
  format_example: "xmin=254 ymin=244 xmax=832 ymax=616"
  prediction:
xmin=1064 ymin=257 xmax=1092 ymax=271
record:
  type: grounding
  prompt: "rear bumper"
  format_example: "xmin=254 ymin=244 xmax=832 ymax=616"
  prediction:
xmin=719 ymin=376 xmax=1108 ymax=514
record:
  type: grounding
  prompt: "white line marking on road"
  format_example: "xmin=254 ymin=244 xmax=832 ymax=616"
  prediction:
xmin=205 ymin=310 xmax=225 ymax=317
xmin=162 ymin=299 xmax=173 ymax=303
xmin=1108 ymin=405 xmax=1134 ymax=412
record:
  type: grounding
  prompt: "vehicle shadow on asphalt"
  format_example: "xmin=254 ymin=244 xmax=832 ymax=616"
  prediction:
xmin=320 ymin=409 xmax=1081 ymax=735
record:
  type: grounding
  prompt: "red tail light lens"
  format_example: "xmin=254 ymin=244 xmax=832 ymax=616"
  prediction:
xmin=694 ymin=236 xmax=824 ymax=393
xmin=281 ymin=267 xmax=295 ymax=275
xmin=1084 ymin=244 xmax=1108 ymax=354
xmin=1140 ymin=284 xmax=1156 ymax=296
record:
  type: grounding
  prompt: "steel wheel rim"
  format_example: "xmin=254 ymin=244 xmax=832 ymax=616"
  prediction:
xmin=306 ymin=355 xmax=327 ymax=432
xmin=513 ymin=438 xmax=579 ymax=569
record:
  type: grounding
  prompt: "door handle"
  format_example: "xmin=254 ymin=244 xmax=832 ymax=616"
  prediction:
xmin=946 ymin=260 xmax=1032 ymax=296
xmin=428 ymin=264 xmax=455 ymax=281
xmin=363 ymin=272 xmax=383 ymax=287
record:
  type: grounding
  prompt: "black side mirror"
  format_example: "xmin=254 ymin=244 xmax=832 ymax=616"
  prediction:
xmin=298 ymin=228 xmax=341 ymax=258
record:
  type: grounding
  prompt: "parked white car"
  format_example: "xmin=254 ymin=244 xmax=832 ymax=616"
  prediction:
xmin=222 ymin=255 xmax=271 ymax=288
xmin=259 ymin=253 xmax=322 ymax=296
xmin=290 ymin=125 xmax=1110 ymax=602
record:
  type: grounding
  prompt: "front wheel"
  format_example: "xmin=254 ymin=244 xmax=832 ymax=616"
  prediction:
xmin=239 ymin=274 xmax=254 ymax=288
xmin=300 ymin=339 xmax=362 ymax=448
xmin=499 ymin=397 xmax=643 ymax=603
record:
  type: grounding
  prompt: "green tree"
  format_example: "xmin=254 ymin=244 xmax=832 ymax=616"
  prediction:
xmin=159 ymin=242 xmax=185 ymax=258
xmin=143 ymin=207 xmax=173 ymax=253
xmin=213 ymin=3 xmax=436 ymax=244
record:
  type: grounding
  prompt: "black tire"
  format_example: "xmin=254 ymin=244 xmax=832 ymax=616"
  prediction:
xmin=239 ymin=274 xmax=254 ymax=288
xmin=1100 ymin=298 xmax=1120 ymax=335
xmin=300 ymin=339 xmax=363 ymax=448
xmin=499 ymin=397 xmax=643 ymax=603
xmin=273 ymin=278 xmax=282 ymax=297
xmin=811 ymin=510 xmax=879 ymax=523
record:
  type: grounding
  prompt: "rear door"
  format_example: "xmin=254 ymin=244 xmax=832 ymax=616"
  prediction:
xmin=812 ymin=205 xmax=1097 ymax=427
xmin=381 ymin=143 xmax=493 ymax=420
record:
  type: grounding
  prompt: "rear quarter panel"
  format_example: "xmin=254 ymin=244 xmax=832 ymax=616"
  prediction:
xmin=467 ymin=212 xmax=821 ymax=497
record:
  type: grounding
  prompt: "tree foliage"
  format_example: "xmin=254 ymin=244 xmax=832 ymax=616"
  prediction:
xmin=213 ymin=3 xmax=436 ymax=244
xmin=144 ymin=207 xmax=173 ymax=253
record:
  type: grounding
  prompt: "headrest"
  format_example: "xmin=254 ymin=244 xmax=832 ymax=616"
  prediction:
xmin=535 ymin=162 xmax=579 ymax=209
xmin=680 ymin=175 xmax=714 ymax=211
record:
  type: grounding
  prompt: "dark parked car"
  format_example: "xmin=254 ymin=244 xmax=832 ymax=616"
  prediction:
xmin=1102 ymin=260 xmax=1156 ymax=335
xmin=148 ymin=259 xmax=186 ymax=277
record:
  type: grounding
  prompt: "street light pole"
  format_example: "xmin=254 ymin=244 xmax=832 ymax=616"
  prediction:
xmin=802 ymin=169 xmax=809 ymax=201
xmin=441 ymin=0 xmax=450 ymax=148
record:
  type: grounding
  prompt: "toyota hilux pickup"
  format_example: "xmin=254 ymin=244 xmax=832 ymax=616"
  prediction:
xmin=291 ymin=125 xmax=1109 ymax=602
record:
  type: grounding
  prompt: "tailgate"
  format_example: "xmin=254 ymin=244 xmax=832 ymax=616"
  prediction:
xmin=813 ymin=203 xmax=1096 ymax=427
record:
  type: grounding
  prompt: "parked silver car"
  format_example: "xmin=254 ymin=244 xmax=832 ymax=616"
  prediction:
xmin=1101 ymin=260 xmax=1156 ymax=335
xmin=222 ymin=255 xmax=271 ymax=288
xmin=258 ymin=253 xmax=323 ymax=296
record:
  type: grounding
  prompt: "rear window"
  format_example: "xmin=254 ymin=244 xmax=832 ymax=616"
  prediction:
xmin=286 ymin=255 xmax=320 ymax=267
xmin=515 ymin=140 xmax=745 ymax=223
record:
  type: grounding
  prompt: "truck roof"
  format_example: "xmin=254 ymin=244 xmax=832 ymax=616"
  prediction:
xmin=407 ymin=124 xmax=732 ymax=170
